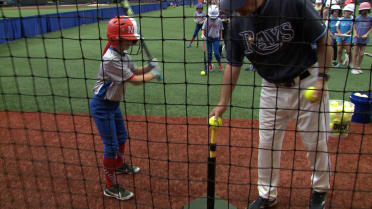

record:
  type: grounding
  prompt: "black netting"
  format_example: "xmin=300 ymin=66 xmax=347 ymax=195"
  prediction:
xmin=0 ymin=1 xmax=371 ymax=209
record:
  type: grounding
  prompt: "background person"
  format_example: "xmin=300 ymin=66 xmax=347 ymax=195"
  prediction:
xmin=201 ymin=4 xmax=224 ymax=71
xmin=325 ymin=4 xmax=342 ymax=65
xmin=351 ymin=2 xmax=372 ymax=74
xmin=187 ymin=3 xmax=206 ymax=48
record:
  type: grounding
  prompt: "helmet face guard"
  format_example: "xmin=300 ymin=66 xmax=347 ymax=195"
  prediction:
xmin=126 ymin=41 xmax=141 ymax=55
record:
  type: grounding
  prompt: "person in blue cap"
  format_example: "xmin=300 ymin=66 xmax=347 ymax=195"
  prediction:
xmin=209 ymin=0 xmax=333 ymax=208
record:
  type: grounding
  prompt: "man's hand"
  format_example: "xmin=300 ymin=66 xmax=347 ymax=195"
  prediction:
xmin=310 ymin=78 xmax=327 ymax=103
xmin=209 ymin=104 xmax=227 ymax=121
xmin=201 ymin=34 xmax=207 ymax=40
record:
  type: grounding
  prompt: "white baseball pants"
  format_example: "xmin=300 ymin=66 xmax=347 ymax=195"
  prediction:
xmin=258 ymin=65 xmax=331 ymax=200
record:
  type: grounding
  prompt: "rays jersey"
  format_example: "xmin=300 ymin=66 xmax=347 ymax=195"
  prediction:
xmin=226 ymin=0 xmax=326 ymax=83
xmin=93 ymin=48 xmax=135 ymax=102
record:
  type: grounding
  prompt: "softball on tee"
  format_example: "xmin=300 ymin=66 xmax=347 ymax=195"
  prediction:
xmin=304 ymin=86 xmax=318 ymax=102
xmin=209 ymin=116 xmax=222 ymax=127
xmin=200 ymin=71 xmax=206 ymax=76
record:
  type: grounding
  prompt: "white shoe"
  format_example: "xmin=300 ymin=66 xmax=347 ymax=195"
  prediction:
xmin=334 ymin=63 xmax=342 ymax=68
xmin=351 ymin=69 xmax=361 ymax=74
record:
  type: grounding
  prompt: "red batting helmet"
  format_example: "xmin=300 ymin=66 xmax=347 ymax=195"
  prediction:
xmin=107 ymin=16 xmax=140 ymax=48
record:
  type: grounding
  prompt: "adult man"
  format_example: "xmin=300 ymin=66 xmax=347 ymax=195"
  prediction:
xmin=209 ymin=0 xmax=332 ymax=208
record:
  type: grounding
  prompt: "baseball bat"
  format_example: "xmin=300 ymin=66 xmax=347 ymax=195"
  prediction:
xmin=335 ymin=33 xmax=351 ymax=37
xmin=120 ymin=0 xmax=163 ymax=81
xmin=207 ymin=117 xmax=222 ymax=209
xmin=202 ymin=40 xmax=208 ymax=72
xmin=196 ymin=31 xmax=199 ymax=48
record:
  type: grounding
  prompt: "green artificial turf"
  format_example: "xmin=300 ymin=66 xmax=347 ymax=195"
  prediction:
xmin=0 ymin=6 xmax=371 ymax=119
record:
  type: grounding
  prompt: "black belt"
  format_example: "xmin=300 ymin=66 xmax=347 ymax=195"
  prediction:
xmin=274 ymin=70 xmax=311 ymax=88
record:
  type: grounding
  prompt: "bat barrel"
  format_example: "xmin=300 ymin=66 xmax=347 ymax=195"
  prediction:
xmin=203 ymin=41 xmax=207 ymax=71
xmin=197 ymin=34 xmax=199 ymax=47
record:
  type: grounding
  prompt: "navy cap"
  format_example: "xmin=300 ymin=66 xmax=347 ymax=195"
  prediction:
xmin=220 ymin=0 xmax=247 ymax=11
xmin=196 ymin=3 xmax=203 ymax=9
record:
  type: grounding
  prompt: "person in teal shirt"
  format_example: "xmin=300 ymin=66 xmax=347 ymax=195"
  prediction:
xmin=335 ymin=4 xmax=354 ymax=68
xmin=326 ymin=4 xmax=341 ymax=65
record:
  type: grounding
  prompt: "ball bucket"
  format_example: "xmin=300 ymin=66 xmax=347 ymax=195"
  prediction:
xmin=329 ymin=100 xmax=354 ymax=137
xmin=349 ymin=92 xmax=372 ymax=123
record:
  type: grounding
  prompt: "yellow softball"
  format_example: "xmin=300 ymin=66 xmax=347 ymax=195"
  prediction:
xmin=209 ymin=116 xmax=222 ymax=127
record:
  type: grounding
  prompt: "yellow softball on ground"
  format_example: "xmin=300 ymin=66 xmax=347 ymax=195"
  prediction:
xmin=209 ymin=116 xmax=222 ymax=127
xmin=304 ymin=86 xmax=318 ymax=102
xmin=200 ymin=71 xmax=206 ymax=76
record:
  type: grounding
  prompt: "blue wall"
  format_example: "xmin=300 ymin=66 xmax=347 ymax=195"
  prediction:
xmin=0 ymin=0 xmax=196 ymax=44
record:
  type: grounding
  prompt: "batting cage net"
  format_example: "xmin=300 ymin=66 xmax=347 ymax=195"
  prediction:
xmin=0 ymin=0 xmax=372 ymax=208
